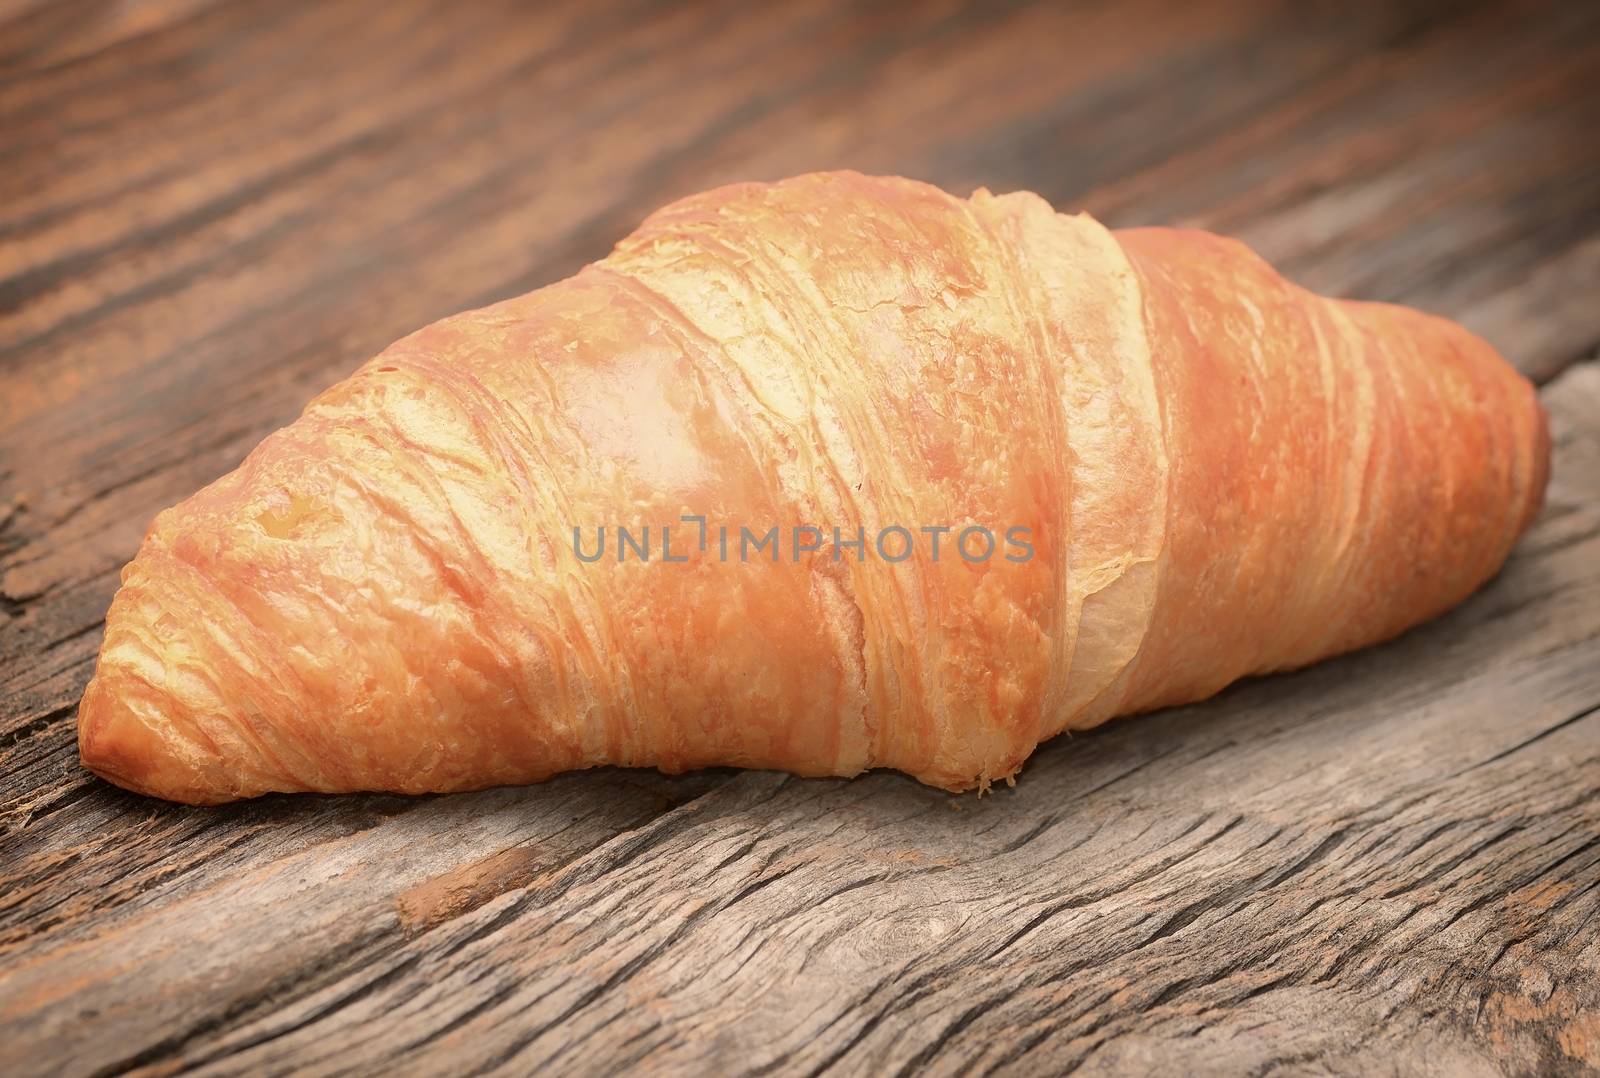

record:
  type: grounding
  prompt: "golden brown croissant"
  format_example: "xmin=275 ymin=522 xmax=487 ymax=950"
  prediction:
xmin=77 ymin=172 xmax=1550 ymax=804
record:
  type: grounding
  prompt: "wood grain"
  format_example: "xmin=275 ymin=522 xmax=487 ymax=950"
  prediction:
xmin=2 ymin=0 xmax=1598 ymax=1074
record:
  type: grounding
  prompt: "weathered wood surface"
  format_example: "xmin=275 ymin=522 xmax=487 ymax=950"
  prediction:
xmin=2 ymin=0 xmax=1598 ymax=1074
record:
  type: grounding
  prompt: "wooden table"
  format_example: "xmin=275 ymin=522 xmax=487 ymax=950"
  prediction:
xmin=3 ymin=1 xmax=1598 ymax=1073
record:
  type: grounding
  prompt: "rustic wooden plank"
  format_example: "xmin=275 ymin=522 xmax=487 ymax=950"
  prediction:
xmin=0 ymin=0 xmax=232 ymax=71
xmin=2 ymin=1 xmax=1598 ymax=1074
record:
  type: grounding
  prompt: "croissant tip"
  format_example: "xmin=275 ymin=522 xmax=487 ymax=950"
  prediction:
xmin=77 ymin=677 xmax=227 ymax=806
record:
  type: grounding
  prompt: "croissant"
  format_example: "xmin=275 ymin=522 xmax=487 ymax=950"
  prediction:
xmin=77 ymin=172 xmax=1549 ymax=804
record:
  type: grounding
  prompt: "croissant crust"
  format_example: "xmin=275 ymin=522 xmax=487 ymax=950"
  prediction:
xmin=78 ymin=172 xmax=1549 ymax=803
